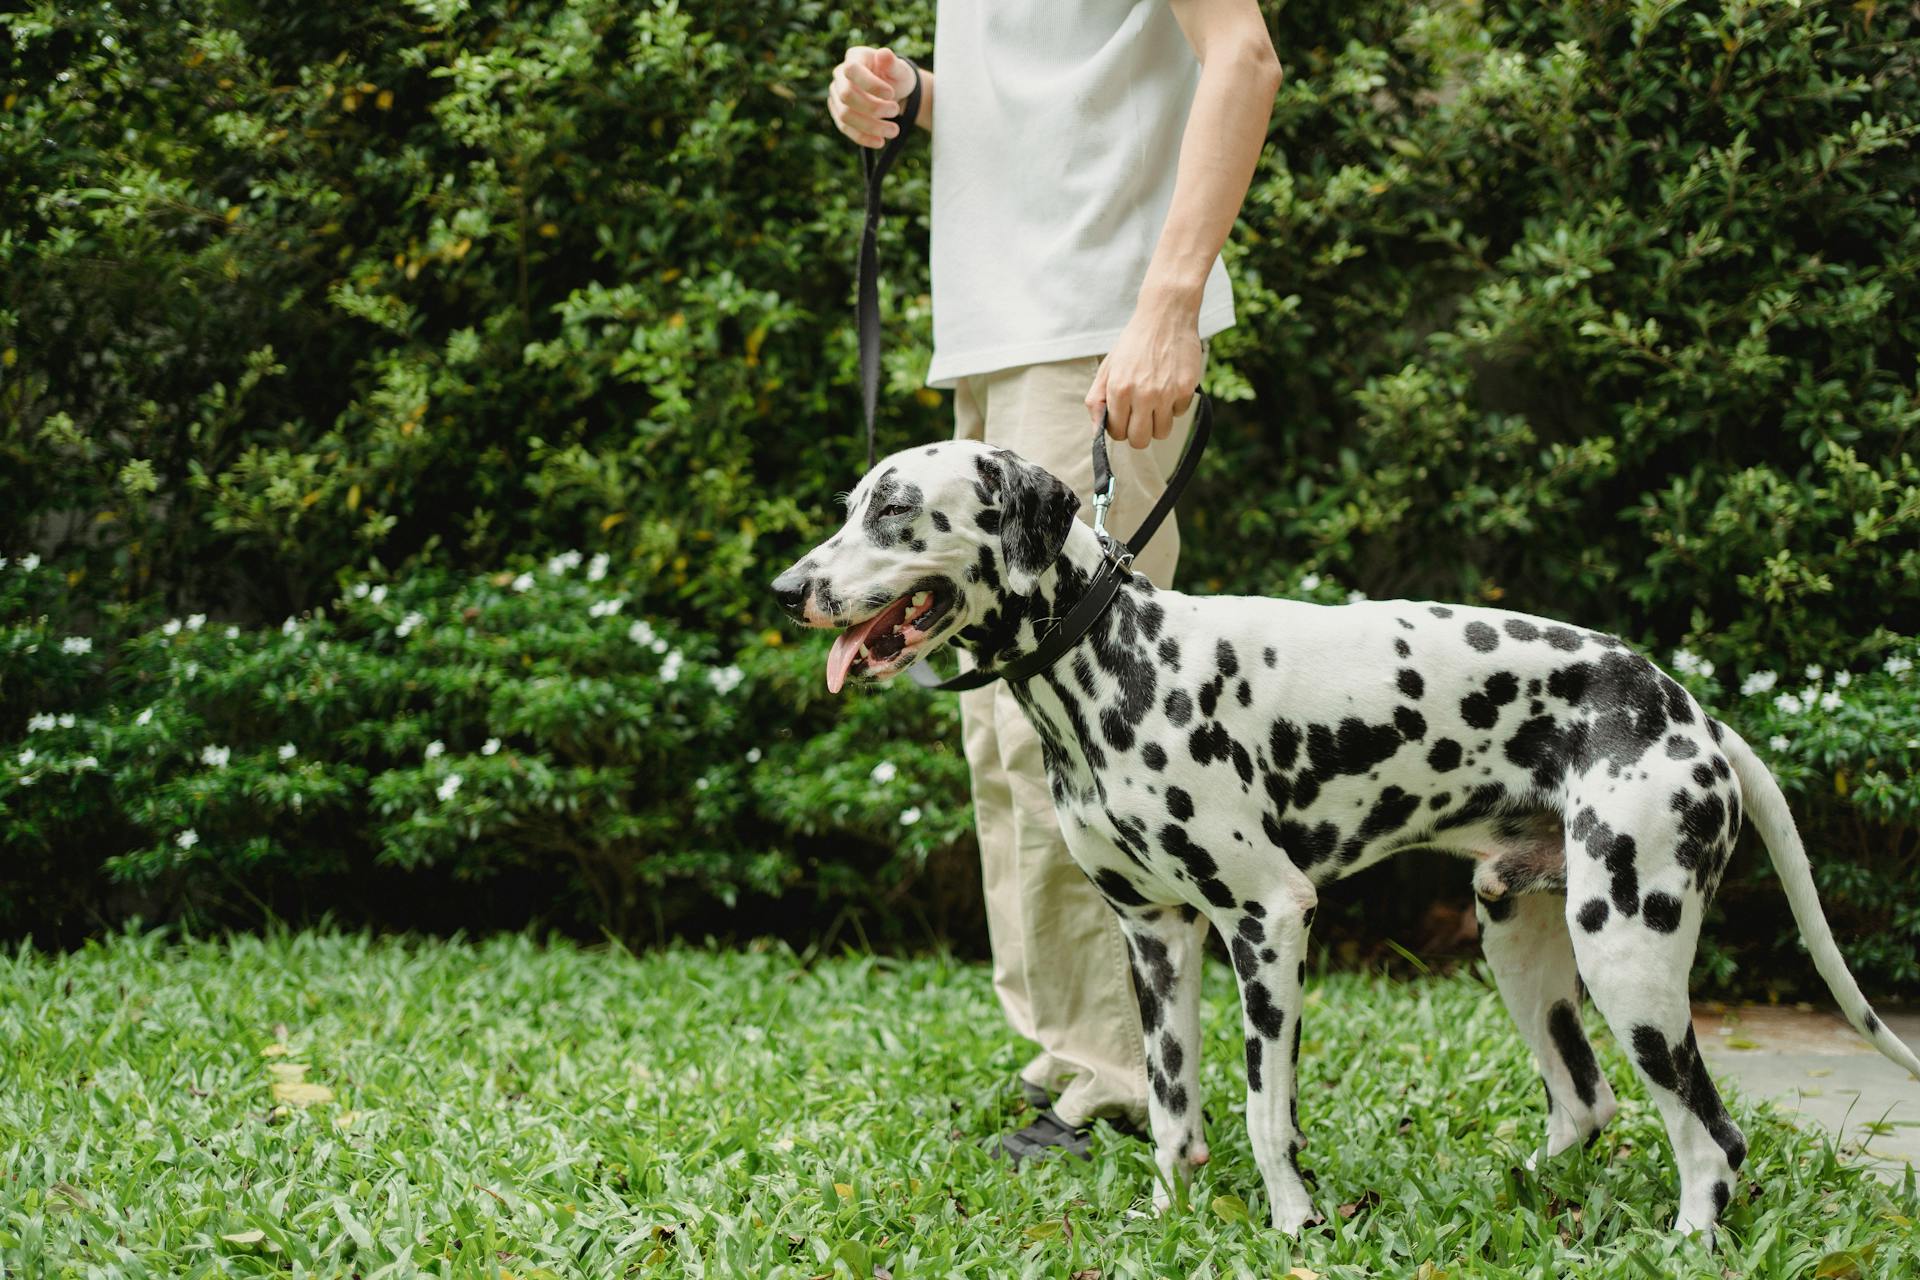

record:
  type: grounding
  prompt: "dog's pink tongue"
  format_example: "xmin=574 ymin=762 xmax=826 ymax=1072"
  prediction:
xmin=826 ymin=609 xmax=897 ymax=694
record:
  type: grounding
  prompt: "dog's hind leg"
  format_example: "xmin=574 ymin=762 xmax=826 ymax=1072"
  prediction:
xmin=1473 ymin=885 xmax=1618 ymax=1166
xmin=1223 ymin=877 xmax=1318 ymax=1235
xmin=1114 ymin=907 xmax=1210 ymax=1212
xmin=1563 ymin=796 xmax=1745 ymax=1235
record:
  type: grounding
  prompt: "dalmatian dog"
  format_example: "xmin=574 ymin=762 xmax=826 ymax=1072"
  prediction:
xmin=770 ymin=440 xmax=1920 ymax=1235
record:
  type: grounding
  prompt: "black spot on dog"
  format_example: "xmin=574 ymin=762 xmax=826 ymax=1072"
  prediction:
xmin=1246 ymin=1033 xmax=1264 ymax=1092
xmin=1394 ymin=707 xmax=1427 ymax=741
xmin=1706 ymin=717 xmax=1725 ymax=744
xmin=1164 ymin=689 xmax=1193 ymax=726
xmin=1263 ymin=646 xmax=1277 ymax=668
xmin=1691 ymin=763 xmax=1716 ymax=789
xmin=1237 ymin=679 xmax=1253 ymax=707
xmin=1465 ymin=621 xmax=1499 ymax=652
xmin=1642 ymin=891 xmax=1683 ymax=933
xmin=1398 ymin=669 xmax=1424 ymax=699
xmin=1549 ymin=1001 xmax=1601 ymax=1107
xmin=929 ymin=510 xmax=950 ymax=532
xmin=1141 ymin=742 xmax=1167 ymax=771
xmin=1275 ymin=818 xmax=1340 ymax=869
xmin=1460 ymin=691 xmax=1500 ymax=730
xmin=1429 ymin=606 xmax=1454 ymax=619
xmin=1479 ymin=893 xmax=1516 ymax=923
xmin=1713 ymin=1180 xmax=1730 ymax=1218
xmin=1269 ymin=719 xmax=1302 ymax=771
xmin=1245 ymin=980 xmax=1285 ymax=1039
xmin=1630 ymin=1025 xmax=1746 ymax=1170
xmin=1428 ymin=738 xmax=1463 ymax=772
xmin=1189 ymin=723 xmax=1232 ymax=770
xmin=1237 ymin=914 xmax=1266 ymax=944
xmin=1665 ymin=734 xmax=1697 ymax=760
xmin=1167 ymin=786 xmax=1194 ymax=821
xmin=1576 ymin=897 xmax=1609 ymax=932
xmin=1216 ymin=639 xmax=1240 ymax=678
xmin=1094 ymin=868 xmax=1149 ymax=907
xmin=1543 ymin=626 xmax=1585 ymax=652
xmin=1158 ymin=637 xmax=1181 ymax=667
xmin=1504 ymin=619 xmax=1540 ymax=643
xmin=1429 ymin=791 xmax=1451 ymax=810
xmin=1394 ymin=638 xmax=1411 ymax=658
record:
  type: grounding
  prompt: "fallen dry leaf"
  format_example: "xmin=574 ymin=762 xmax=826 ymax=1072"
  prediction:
xmin=271 ymin=1080 xmax=334 ymax=1106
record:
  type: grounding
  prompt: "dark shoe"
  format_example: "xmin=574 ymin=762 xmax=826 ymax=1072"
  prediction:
xmin=994 ymin=1107 xmax=1147 ymax=1164
xmin=1018 ymin=1077 xmax=1054 ymax=1110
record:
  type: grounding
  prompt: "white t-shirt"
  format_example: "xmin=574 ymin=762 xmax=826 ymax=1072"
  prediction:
xmin=926 ymin=0 xmax=1236 ymax=387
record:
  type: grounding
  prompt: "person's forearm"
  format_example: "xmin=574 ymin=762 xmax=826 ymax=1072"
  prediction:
xmin=1137 ymin=36 xmax=1279 ymax=319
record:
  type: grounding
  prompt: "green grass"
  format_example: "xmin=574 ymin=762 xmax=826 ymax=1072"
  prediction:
xmin=2 ymin=931 xmax=1914 ymax=1278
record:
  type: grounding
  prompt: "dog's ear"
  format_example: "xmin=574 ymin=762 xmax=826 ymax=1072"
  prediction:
xmin=996 ymin=453 xmax=1080 ymax=595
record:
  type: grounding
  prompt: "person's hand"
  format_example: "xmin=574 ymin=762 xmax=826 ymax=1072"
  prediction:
xmin=1086 ymin=306 xmax=1204 ymax=449
xmin=829 ymin=46 xmax=916 ymax=149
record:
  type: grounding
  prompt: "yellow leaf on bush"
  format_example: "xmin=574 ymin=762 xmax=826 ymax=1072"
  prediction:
xmin=915 ymin=388 xmax=942 ymax=408
xmin=1023 ymin=1220 xmax=1062 ymax=1241
xmin=1288 ymin=1269 xmax=1320 ymax=1280
xmin=376 ymin=89 xmax=394 ymax=111
xmin=599 ymin=512 xmax=626 ymax=532
xmin=347 ymin=484 xmax=361 ymax=512
xmin=833 ymin=1182 xmax=854 ymax=1199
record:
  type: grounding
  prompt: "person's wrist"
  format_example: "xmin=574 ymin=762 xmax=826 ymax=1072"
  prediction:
xmin=1136 ymin=272 xmax=1204 ymax=326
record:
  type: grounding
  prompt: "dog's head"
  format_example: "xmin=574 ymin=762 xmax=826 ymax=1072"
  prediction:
xmin=771 ymin=441 xmax=1079 ymax=690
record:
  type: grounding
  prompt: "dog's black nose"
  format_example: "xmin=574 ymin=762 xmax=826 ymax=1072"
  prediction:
xmin=771 ymin=569 xmax=809 ymax=616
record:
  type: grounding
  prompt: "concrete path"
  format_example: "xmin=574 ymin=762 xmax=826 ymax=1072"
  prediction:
xmin=1693 ymin=1003 xmax=1920 ymax=1183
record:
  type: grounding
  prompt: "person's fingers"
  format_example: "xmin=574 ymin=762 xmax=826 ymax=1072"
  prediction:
xmin=1085 ymin=361 xmax=1109 ymax=427
xmin=1171 ymin=385 xmax=1195 ymax=423
xmin=1129 ymin=400 xmax=1159 ymax=450
xmin=843 ymin=59 xmax=900 ymax=105
xmin=1106 ymin=379 xmax=1134 ymax=443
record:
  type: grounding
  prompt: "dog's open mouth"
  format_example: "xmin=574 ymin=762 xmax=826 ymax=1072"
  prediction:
xmin=825 ymin=581 xmax=952 ymax=692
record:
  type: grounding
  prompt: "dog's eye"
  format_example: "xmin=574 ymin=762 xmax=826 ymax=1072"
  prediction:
xmin=877 ymin=504 xmax=911 ymax=520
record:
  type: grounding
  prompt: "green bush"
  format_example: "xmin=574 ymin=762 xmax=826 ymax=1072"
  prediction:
xmin=4 ymin=0 xmax=1917 ymax=993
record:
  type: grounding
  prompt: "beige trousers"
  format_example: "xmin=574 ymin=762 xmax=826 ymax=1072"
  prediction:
xmin=952 ymin=354 xmax=1198 ymax=1127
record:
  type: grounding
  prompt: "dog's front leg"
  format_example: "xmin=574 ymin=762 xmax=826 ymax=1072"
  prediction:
xmin=1226 ymin=879 xmax=1319 ymax=1234
xmin=1116 ymin=909 xmax=1210 ymax=1211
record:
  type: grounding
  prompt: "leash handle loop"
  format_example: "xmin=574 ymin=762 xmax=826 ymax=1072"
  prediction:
xmin=857 ymin=59 xmax=923 ymax=472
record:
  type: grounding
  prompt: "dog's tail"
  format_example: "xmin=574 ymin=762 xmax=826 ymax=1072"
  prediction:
xmin=1722 ymin=722 xmax=1920 ymax=1079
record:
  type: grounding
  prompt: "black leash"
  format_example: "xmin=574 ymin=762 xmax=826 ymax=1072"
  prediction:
xmin=852 ymin=57 xmax=1210 ymax=692
xmin=858 ymin=60 xmax=924 ymax=471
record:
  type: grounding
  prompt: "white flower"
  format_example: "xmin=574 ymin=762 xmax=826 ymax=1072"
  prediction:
xmin=61 ymin=636 xmax=92 ymax=655
xmin=1885 ymin=655 xmax=1913 ymax=677
xmin=695 ymin=775 xmax=710 ymax=791
xmin=352 ymin=582 xmax=370 ymax=599
xmin=282 ymin=616 xmax=299 ymax=635
xmin=899 ymin=806 xmax=922 ymax=826
xmin=369 ymin=585 xmax=387 ymax=605
xmin=57 ymin=713 xmax=74 ymax=729
xmin=27 ymin=714 xmax=55 ymax=732
xmin=1774 ymin=692 xmax=1803 ymax=715
xmin=1346 ymin=589 xmax=1368 ymax=604
xmin=17 ymin=773 xmax=34 ymax=787
xmin=1740 ymin=670 xmax=1778 ymax=697
xmin=20 ymin=553 xmax=40 ymax=572
xmin=588 ymin=598 xmax=624 ymax=618
xmin=200 ymin=745 xmax=230 ymax=768
xmin=225 ymin=626 xmax=239 ymax=639
xmin=1834 ymin=671 xmax=1852 ymax=689
xmin=0 ymin=557 xmax=7 ymax=569
xmin=628 ymin=620 xmax=658 ymax=647
xmin=482 ymin=737 xmax=501 ymax=756
xmin=176 ymin=829 xmax=199 ymax=849
xmin=511 ymin=572 xmax=534 ymax=593
xmin=186 ymin=614 xmax=205 ymax=631
xmin=136 ymin=707 xmax=154 ymax=726
xmin=17 ymin=748 xmax=35 ymax=767
xmin=707 ymin=664 xmax=744 ymax=695
xmin=162 ymin=618 xmax=183 ymax=636
xmin=1769 ymin=734 xmax=1791 ymax=753
xmin=395 ymin=610 xmax=426 ymax=638
xmin=424 ymin=740 xmax=445 ymax=760
xmin=745 ymin=747 xmax=762 ymax=764
xmin=546 ymin=550 xmax=582 ymax=575
xmin=278 ymin=743 xmax=298 ymax=761
xmin=660 ymin=650 xmax=684 ymax=683
xmin=436 ymin=772 xmax=463 ymax=802
xmin=1804 ymin=664 xmax=1824 ymax=681
xmin=74 ymin=756 xmax=99 ymax=772
xmin=651 ymin=638 xmax=669 ymax=656
xmin=1299 ymin=574 xmax=1322 ymax=592
xmin=870 ymin=761 xmax=897 ymax=784
xmin=1819 ymin=691 xmax=1843 ymax=712
xmin=1670 ymin=648 xmax=1707 ymax=677
xmin=588 ymin=553 xmax=610 ymax=583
